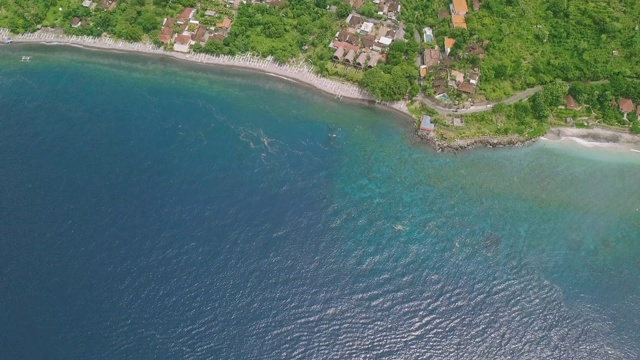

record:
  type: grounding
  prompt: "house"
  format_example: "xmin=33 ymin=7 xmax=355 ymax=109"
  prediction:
xmin=346 ymin=14 xmax=363 ymax=27
xmin=97 ymin=0 xmax=117 ymax=10
xmin=438 ymin=10 xmax=450 ymax=19
xmin=158 ymin=18 xmax=176 ymax=44
xmin=451 ymin=14 xmax=467 ymax=29
xmin=565 ymin=94 xmax=577 ymax=109
xmin=433 ymin=79 xmax=447 ymax=87
xmin=422 ymin=49 xmax=441 ymax=67
xmin=473 ymin=0 xmax=480 ymax=11
xmin=468 ymin=72 xmax=479 ymax=85
xmin=444 ymin=37 xmax=456 ymax=56
xmin=377 ymin=36 xmax=393 ymax=47
xmin=434 ymin=85 xmax=447 ymax=95
xmin=205 ymin=10 xmax=216 ymax=17
xmin=331 ymin=40 xmax=359 ymax=53
xmin=387 ymin=1 xmax=400 ymax=19
xmin=423 ymin=27 xmax=434 ymax=42
xmin=458 ymin=82 xmax=475 ymax=94
xmin=81 ymin=0 xmax=92 ymax=7
xmin=337 ymin=30 xmax=357 ymax=44
xmin=451 ymin=0 xmax=468 ymax=15
xmin=355 ymin=52 xmax=368 ymax=67
xmin=419 ymin=66 xmax=427 ymax=78
xmin=368 ymin=53 xmax=380 ymax=68
xmin=363 ymin=34 xmax=375 ymax=48
xmin=177 ymin=8 xmax=196 ymax=24
xmin=619 ymin=98 xmax=634 ymax=114
xmin=359 ymin=22 xmax=374 ymax=34
xmin=191 ymin=25 xmax=208 ymax=43
xmin=353 ymin=0 xmax=364 ymax=9
xmin=420 ymin=115 xmax=435 ymax=132
xmin=333 ymin=47 xmax=345 ymax=61
xmin=450 ymin=70 xmax=464 ymax=83
xmin=173 ymin=34 xmax=191 ymax=53
xmin=70 ymin=17 xmax=82 ymax=28
xmin=216 ymin=18 xmax=232 ymax=31
xmin=344 ymin=49 xmax=356 ymax=64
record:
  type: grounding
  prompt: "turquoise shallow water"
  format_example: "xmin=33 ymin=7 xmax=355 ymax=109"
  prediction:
xmin=0 ymin=45 xmax=639 ymax=359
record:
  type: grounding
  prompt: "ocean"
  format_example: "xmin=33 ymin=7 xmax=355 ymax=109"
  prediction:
xmin=1 ymin=45 xmax=639 ymax=359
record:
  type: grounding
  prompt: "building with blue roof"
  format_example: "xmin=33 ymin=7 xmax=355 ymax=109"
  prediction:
xmin=420 ymin=115 xmax=435 ymax=132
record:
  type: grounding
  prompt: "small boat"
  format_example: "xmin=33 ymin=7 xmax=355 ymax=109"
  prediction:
xmin=20 ymin=56 xmax=32 ymax=62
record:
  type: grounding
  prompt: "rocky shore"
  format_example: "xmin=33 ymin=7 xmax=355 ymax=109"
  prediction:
xmin=415 ymin=131 xmax=530 ymax=152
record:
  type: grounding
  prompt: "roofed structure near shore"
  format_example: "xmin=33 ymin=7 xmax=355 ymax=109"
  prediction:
xmin=565 ymin=94 xmax=577 ymax=109
xmin=333 ymin=47 xmax=345 ymax=61
xmin=451 ymin=0 xmax=468 ymax=15
xmin=619 ymin=98 xmax=634 ymax=113
xmin=344 ymin=49 xmax=356 ymax=64
xmin=368 ymin=53 xmax=380 ymax=68
xmin=355 ymin=52 xmax=368 ymax=67
xmin=451 ymin=14 xmax=467 ymax=29
xmin=420 ymin=115 xmax=435 ymax=132
xmin=423 ymin=49 xmax=441 ymax=68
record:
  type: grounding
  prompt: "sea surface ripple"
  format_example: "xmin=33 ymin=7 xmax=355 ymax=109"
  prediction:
xmin=0 ymin=46 xmax=639 ymax=359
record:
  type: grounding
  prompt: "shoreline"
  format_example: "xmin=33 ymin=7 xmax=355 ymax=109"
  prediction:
xmin=3 ymin=29 xmax=639 ymax=154
xmin=2 ymin=29 xmax=414 ymax=121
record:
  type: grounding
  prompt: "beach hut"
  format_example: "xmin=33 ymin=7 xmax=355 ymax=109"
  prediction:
xmin=420 ymin=115 xmax=435 ymax=132
xmin=368 ymin=53 xmax=380 ymax=68
xmin=344 ymin=49 xmax=356 ymax=64
xmin=355 ymin=52 xmax=368 ymax=68
xmin=333 ymin=47 xmax=345 ymax=62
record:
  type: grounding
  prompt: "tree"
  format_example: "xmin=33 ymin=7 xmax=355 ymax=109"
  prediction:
xmin=360 ymin=68 xmax=389 ymax=100
xmin=137 ymin=11 xmax=159 ymax=34
xmin=530 ymin=92 xmax=550 ymax=120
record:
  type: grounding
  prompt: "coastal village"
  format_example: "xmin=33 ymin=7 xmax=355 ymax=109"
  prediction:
xmin=329 ymin=1 xmax=404 ymax=70
xmin=2 ymin=0 xmax=639 ymax=143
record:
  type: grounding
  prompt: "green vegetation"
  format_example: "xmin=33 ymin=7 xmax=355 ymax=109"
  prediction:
xmin=360 ymin=41 xmax=420 ymax=101
xmin=194 ymin=1 xmax=339 ymax=64
xmin=2 ymin=0 xmax=639 ymax=141
xmin=400 ymin=0 xmax=640 ymax=100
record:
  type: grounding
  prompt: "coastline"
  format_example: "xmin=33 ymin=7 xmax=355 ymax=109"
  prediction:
xmin=1 ymin=29 xmax=414 ymax=120
xmin=542 ymin=127 xmax=640 ymax=153
xmin=3 ymin=29 xmax=639 ymax=154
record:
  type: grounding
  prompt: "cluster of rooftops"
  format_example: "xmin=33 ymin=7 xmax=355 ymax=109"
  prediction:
xmin=329 ymin=7 xmax=404 ymax=69
xmin=418 ymin=0 xmax=486 ymax=99
xmin=158 ymin=7 xmax=233 ymax=53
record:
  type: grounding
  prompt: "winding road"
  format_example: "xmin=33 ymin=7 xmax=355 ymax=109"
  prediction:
xmin=419 ymin=86 xmax=543 ymax=115
xmin=421 ymin=80 xmax=611 ymax=116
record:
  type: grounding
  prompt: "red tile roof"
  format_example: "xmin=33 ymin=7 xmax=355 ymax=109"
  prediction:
xmin=216 ymin=18 xmax=232 ymax=29
xmin=178 ymin=8 xmax=194 ymax=23
xmin=452 ymin=0 xmax=468 ymax=13
xmin=565 ymin=94 xmax=577 ymax=109
xmin=619 ymin=98 xmax=634 ymax=113
xmin=175 ymin=34 xmax=191 ymax=45
xmin=332 ymin=40 xmax=360 ymax=52
xmin=458 ymin=82 xmax=475 ymax=94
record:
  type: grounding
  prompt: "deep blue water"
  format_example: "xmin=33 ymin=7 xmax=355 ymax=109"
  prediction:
xmin=1 ymin=45 xmax=639 ymax=359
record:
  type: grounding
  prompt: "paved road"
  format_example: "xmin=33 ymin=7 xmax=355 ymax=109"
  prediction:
xmin=420 ymin=85 xmax=542 ymax=115
xmin=421 ymin=80 xmax=611 ymax=116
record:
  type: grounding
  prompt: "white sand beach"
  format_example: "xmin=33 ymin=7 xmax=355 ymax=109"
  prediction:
xmin=543 ymin=127 xmax=640 ymax=153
